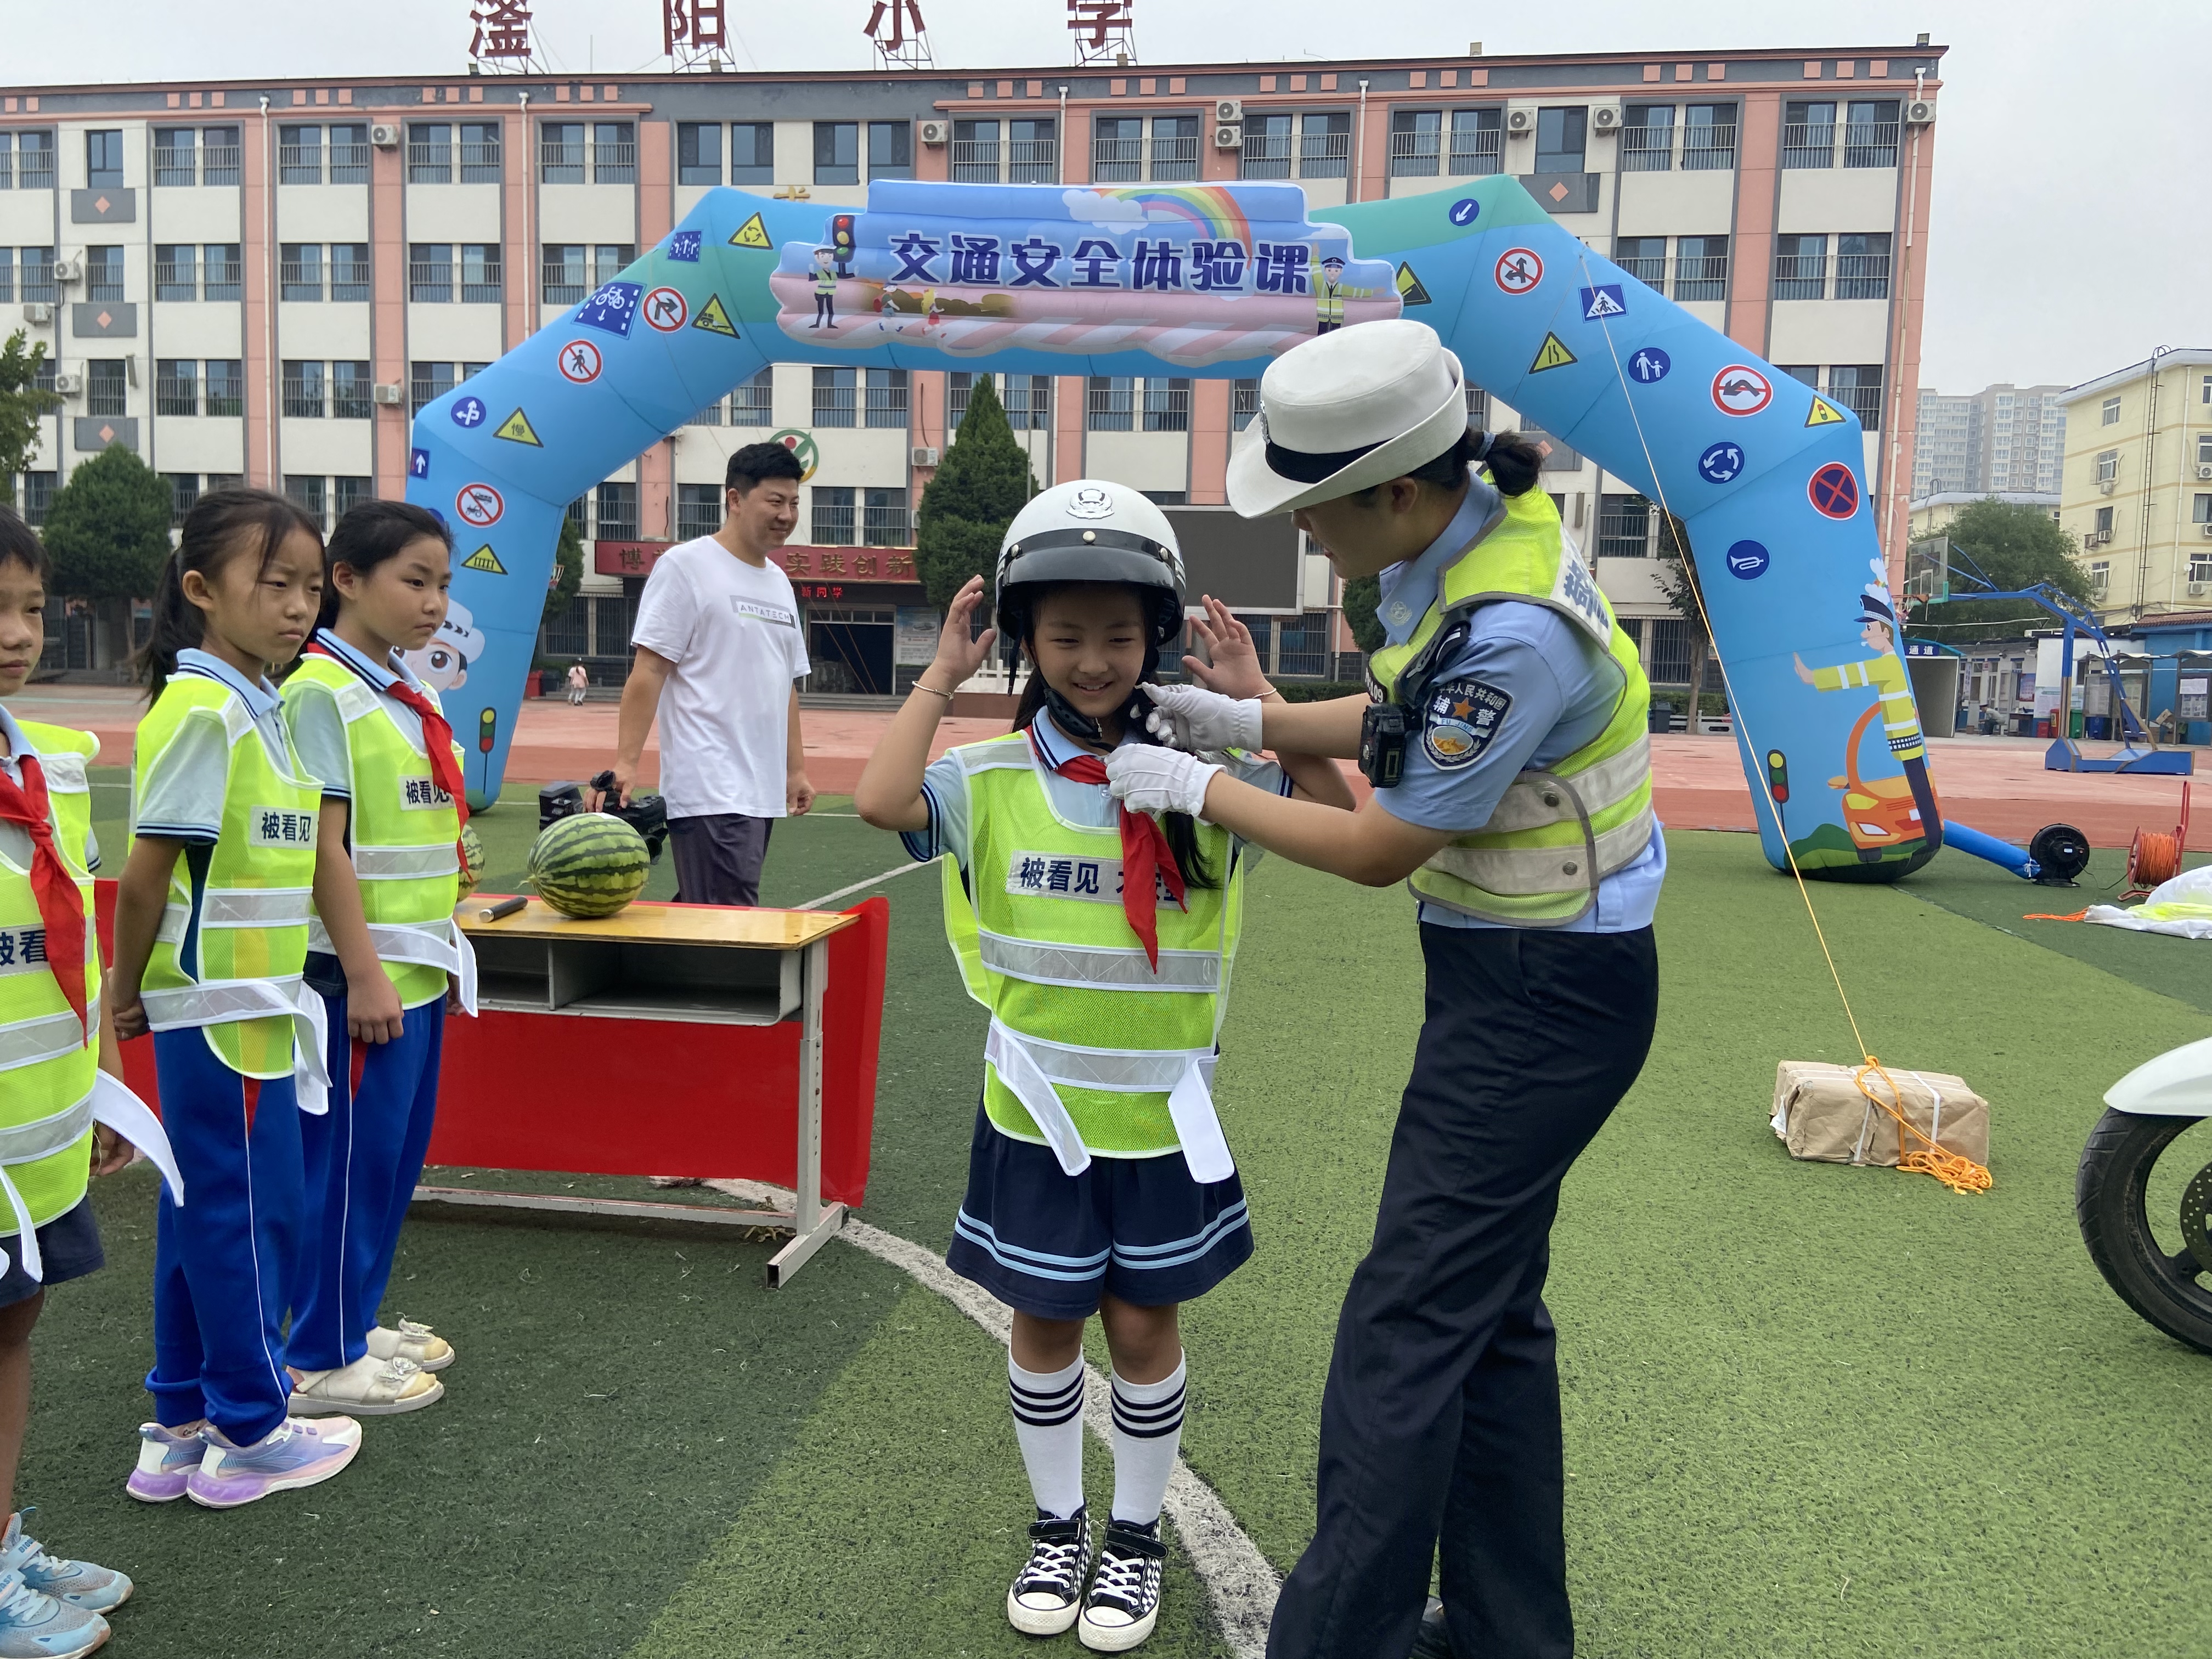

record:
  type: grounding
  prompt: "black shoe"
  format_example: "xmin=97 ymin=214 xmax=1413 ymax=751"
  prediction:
xmin=1079 ymin=1517 xmax=1167 ymax=1651
xmin=1006 ymin=1506 xmax=1092 ymax=1637
xmin=1407 ymin=1598 xmax=1455 ymax=1659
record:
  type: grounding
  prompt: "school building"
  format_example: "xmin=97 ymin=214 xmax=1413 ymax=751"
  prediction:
xmin=0 ymin=37 xmax=1945 ymax=689
xmin=2059 ymin=349 xmax=2212 ymax=622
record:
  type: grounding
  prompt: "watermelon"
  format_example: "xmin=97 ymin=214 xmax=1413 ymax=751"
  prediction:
xmin=528 ymin=814 xmax=650 ymax=918
xmin=455 ymin=823 xmax=487 ymax=899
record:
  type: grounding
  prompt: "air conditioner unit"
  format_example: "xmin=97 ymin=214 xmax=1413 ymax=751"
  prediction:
xmin=1504 ymin=106 xmax=1535 ymax=135
xmin=1214 ymin=125 xmax=1243 ymax=150
xmin=910 ymin=445 xmax=940 ymax=467
xmin=2197 ymin=463 xmax=2212 ymax=480
xmin=20 ymin=303 xmax=52 ymax=325
xmin=1590 ymin=103 xmax=1622 ymax=134
xmin=1214 ymin=98 xmax=1243 ymax=124
xmin=371 ymin=382 xmax=405 ymax=406
xmin=51 ymin=258 xmax=81 ymax=284
xmin=49 ymin=372 xmax=82 ymax=396
xmin=2200 ymin=523 xmax=2212 ymax=539
xmin=2192 ymin=582 xmax=2209 ymax=597
xmin=369 ymin=124 xmax=402 ymax=148
xmin=1904 ymin=97 xmax=1937 ymax=125
xmin=2098 ymin=479 xmax=2117 ymax=494
xmin=918 ymin=120 xmax=949 ymax=146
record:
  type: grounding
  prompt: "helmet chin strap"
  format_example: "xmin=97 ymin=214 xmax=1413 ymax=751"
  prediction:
xmin=1037 ymin=642 xmax=1163 ymax=749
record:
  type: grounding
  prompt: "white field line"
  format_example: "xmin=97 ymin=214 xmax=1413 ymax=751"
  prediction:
xmin=841 ymin=1217 xmax=1282 ymax=1659
xmin=795 ymin=859 xmax=929 ymax=911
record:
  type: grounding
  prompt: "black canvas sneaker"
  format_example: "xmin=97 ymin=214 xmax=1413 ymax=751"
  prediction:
xmin=1077 ymin=1517 xmax=1167 ymax=1651
xmin=1006 ymin=1506 xmax=1093 ymax=1637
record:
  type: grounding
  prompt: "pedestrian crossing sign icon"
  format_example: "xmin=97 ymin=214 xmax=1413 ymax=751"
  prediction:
xmin=730 ymin=213 xmax=773 ymax=250
xmin=1805 ymin=396 xmax=1847 ymax=427
xmin=1395 ymin=262 xmax=1431 ymax=306
xmin=462 ymin=544 xmax=507 ymax=575
xmin=1530 ymin=332 xmax=1578 ymax=373
xmin=692 ymin=294 xmax=739 ymax=337
xmin=493 ymin=408 xmax=541 ymax=447
xmin=1578 ymin=285 xmax=1626 ymax=320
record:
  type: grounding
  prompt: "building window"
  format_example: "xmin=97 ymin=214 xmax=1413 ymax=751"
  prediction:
xmin=164 ymin=472 xmax=200 ymax=524
xmin=864 ymin=368 xmax=910 ymax=429
xmin=1086 ymin=376 xmax=1135 ymax=431
xmin=205 ymin=360 xmax=244 ymax=417
xmin=1620 ymin=105 xmax=1673 ymax=172
xmin=1 ymin=132 xmax=57 ymax=191
xmin=2198 ymin=433 xmax=2212 ymax=468
xmin=812 ymin=366 xmax=856 ymax=428
xmin=279 ymin=123 xmax=323 ymax=184
xmin=2101 ymin=397 xmax=2121 ymax=425
xmin=154 ymin=359 xmax=198 ymax=416
xmin=678 ymin=122 xmax=722 ymax=185
xmin=459 ymin=121 xmax=502 ymax=183
xmin=1149 ymin=116 xmax=1200 ymax=182
xmin=279 ymin=243 xmax=323 ymax=302
xmin=812 ymin=486 xmax=856 ymax=545
xmin=864 ymin=486 xmax=911 ymax=546
xmin=284 ymin=475 xmax=327 ymax=529
xmin=1598 ymin=494 xmax=1653 ymax=558
xmin=1777 ymin=364 xmax=1820 ymax=387
xmin=408 ymin=244 xmax=453 ymax=303
xmin=594 ymin=481 xmax=638 ymax=541
xmin=408 ymin=122 xmax=452 ymax=184
xmin=85 ymin=246 xmax=123 ymax=303
xmin=1232 ymin=378 xmax=1260 ymax=431
xmin=1829 ymin=365 xmax=1883 ymax=430
xmin=0 ymin=250 xmax=12 ymax=304
xmin=867 ymin=121 xmax=913 ymax=181
xmin=1773 ymin=233 xmax=1827 ymax=300
xmin=1782 ymin=100 xmax=1836 ymax=167
xmin=332 ymin=361 xmax=372 ymax=419
xmin=730 ymin=122 xmax=773 ymax=185
xmin=676 ymin=483 xmax=723 ymax=541
xmin=953 ymin=119 xmax=1002 ymax=183
xmin=1835 ymin=232 xmax=1891 ymax=300
xmin=331 ymin=244 xmax=370 ymax=302
xmin=1389 ymin=109 xmax=1441 ymax=177
xmin=335 ymin=476 xmax=372 ymax=520
xmin=1142 ymin=377 xmax=1191 ymax=432
xmin=1613 ymin=235 xmax=1666 ymax=285
xmin=329 ymin=124 xmax=369 ymax=183
xmin=2195 ymin=493 xmax=2212 ymax=526
xmin=592 ymin=123 xmax=636 ymax=184
xmin=1241 ymin=113 xmax=1291 ymax=180
xmin=18 ymin=473 xmax=54 ymax=527
xmin=1673 ymin=234 xmax=1728 ymax=302
xmin=1093 ymin=117 xmax=1143 ymax=183
xmin=2191 ymin=549 xmax=2212 ymax=584
xmin=814 ymin=122 xmax=859 ymax=185
xmin=154 ymin=128 xmax=198 ymax=187
xmin=1300 ymin=112 xmax=1351 ymax=179
xmin=409 ymin=360 xmax=456 ymax=415
xmin=2089 ymin=561 xmax=2109 ymax=598
xmin=1843 ymin=99 xmax=1900 ymax=168
xmin=543 ymin=244 xmax=586 ymax=304
xmin=1534 ymin=107 xmax=1586 ymax=173
xmin=594 ymin=244 xmax=635 ymax=286
xmin=946 ymin=371 xmax=984 ymax=430
xmin=540 ymin=121 xmax=584 ymax=183
xmin=460 ymin=244 xmax=502 ymax=303
xmin=2094 ymin=504 xmax=2114 ymax=536
xmin=86 ymin=361 xmax=127 ymax=417
xmin=1449 ymin=109 xmax=1503 ymax=176
xmin=203 ymin=244 xmax=241 ymax=302
xmin=729 ymin=367 xmax=774 ymax=426
xmin=1003 ymin=374 xmax=1051 ymax=430
xmin=2095 ymin=449 xmax=2119 ymax=484
xmin=1011 ymin=117 xmax=1057 ymax=183
xmin=86 ymin=130 xmax=124 ymax=189
xmin=1466 ymin=381 xmax=1489 ymax=428
xmin=17 ymin=249 xmax=55 ymax=304
xmin=281 ymin=360 xmax=325 ymax=418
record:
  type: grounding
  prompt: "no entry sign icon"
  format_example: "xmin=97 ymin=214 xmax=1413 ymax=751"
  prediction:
xmin=644 ymin=287 xmax=689 ymax=332
xmin=1808 ymin=462 xmax=1860 ymax=520
xmin=455 ymin=482 xmax=505 ymax=528
xmin=1493 ymin=248 xmax=1543 ymax=295
xmin=558 ymin=340 xmax=603 ymax=384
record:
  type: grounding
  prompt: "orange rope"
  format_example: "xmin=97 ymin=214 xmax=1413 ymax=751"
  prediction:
xmin=1852 ymin=1059 xmax=1992 ymax=1195
xmin=2126 ymin=828 xmax=2185 ymax=897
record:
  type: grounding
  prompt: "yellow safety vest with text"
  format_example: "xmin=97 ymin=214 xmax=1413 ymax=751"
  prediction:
xmin=1366 ymin=483 xmax=1655 ymax=926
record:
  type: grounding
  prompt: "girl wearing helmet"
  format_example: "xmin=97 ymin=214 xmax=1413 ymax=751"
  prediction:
xmin=856 ymin=482 xmax=1351 ymax=1652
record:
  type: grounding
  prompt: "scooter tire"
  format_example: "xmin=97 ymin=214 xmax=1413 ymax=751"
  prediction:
xmin=2076 ymin=1107 xmax=2212 ymax=1355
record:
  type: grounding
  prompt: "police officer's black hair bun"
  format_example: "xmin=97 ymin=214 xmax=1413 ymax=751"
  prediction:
xmin=1400 ymin=429 xmax=1544 ymax=498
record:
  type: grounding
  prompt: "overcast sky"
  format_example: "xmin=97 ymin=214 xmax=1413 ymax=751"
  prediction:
xmin=9 ymin=0 xmax=2202 ymax=394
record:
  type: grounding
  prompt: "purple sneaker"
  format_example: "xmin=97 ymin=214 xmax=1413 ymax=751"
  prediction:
xmin=125 ymin=1424 xmax=204 ymax=1504
xmin=185 ymin=1417 xmax=363 ymax=1510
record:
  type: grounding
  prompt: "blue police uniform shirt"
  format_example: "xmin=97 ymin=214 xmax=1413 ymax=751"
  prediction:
xmin=1369 ymin=471 xmax=1667 ymax=933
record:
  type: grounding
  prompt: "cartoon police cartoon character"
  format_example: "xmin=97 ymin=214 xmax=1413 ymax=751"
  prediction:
xmin=811 ymin=247 xmax=838 ymax=329
xmin=1316 ymin=255 xmax=1349 ymax=334
xmin=404 ymin=595 xmax=484 ymax=692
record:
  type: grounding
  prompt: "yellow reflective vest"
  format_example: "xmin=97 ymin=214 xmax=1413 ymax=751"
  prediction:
xmin=1365 ymin=483 xmax=1655 ymax=926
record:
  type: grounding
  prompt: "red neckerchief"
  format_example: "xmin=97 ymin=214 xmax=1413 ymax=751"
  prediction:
xmin=1028 ymin=729 xmax=1186 ymax=971
xmin=0 ymin=755 xmax=88 ymax=1043
xmin=309 ymin=640 xmax=469 ymax=842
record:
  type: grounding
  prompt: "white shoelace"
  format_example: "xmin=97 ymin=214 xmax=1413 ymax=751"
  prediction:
xmin=1089 ymin=1543 xmax=1159 ymax=1613
xmin=0 ymin=1570 xmax=55 ymax=1625
xmin=1017 ymin=1532 xmax=1086 ymax=1597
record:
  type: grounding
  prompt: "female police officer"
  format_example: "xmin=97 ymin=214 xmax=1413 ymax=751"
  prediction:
xmin=1105 ymin=319 xmax=1664 ymax=1659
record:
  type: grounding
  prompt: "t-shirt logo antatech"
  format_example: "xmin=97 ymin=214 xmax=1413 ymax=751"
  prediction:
xmin=730 ymin=598 xmax=796 ymax=628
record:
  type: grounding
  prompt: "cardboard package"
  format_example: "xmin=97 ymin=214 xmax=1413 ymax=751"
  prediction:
xmin=1770 ymin=1062 xmax=1990 ymax=1168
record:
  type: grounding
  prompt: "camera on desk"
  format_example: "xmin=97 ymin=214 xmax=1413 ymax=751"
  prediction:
xmin=537 ymin=775 xmax=670 ymax=861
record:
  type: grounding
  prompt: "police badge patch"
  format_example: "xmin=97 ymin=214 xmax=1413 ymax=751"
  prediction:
xmin=1421 ymin=678 xmax=1511 ymax=769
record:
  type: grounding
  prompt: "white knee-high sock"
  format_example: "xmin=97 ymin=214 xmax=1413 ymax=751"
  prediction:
xmin=1109 ymin=1356 xmax=1187 ymax=1528
xmin=1009 ymin=1355 xmax=1087 ymax=1520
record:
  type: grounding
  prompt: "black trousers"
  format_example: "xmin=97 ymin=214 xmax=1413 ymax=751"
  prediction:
xmin=1267 ymin=922 xmax=1660 ymax=1659
xmin=668 ymin=812 xmax=773 ymax=907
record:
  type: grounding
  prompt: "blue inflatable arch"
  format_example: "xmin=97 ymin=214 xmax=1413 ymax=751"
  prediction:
xmin=405 ymin=174 xmax=1936 ymax=879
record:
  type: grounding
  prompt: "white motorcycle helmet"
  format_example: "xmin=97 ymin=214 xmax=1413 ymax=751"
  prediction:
xmin=995 ymin=480 xmax=1186 ymax=649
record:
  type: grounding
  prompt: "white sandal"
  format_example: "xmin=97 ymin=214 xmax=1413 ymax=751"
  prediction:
xmin=291 ymin=1354 xmax=444 ymax=1416
xmin=365 ymin=1317 xmax=455 ymax=1373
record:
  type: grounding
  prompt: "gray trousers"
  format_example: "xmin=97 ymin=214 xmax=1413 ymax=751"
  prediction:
xmin=668 ymin=813 xmax=774 ymax=907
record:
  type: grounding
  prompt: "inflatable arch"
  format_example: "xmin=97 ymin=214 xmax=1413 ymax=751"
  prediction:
xmin=404 ymin=174 xmax=1938 ymax=880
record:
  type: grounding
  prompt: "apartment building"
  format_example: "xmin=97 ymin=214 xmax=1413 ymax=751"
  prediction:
xmin=1912 ymin=382 xmax=2066 ymax=498
xmin=0 ymin=40 xmax=1943 ymax=687
xmin=2061 ymin=349 xmax=2212 ymax=620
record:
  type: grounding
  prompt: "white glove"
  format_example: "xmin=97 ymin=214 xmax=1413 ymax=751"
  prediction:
xmin=1139 ymin=682 xmax=1264 ymax=755
xmin=1105 ymin=746 xmax=1226 ymax=819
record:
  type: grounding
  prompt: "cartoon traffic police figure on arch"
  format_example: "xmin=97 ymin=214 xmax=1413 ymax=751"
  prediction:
xmin=810 ymin=247 xmax=839 ymax=329
xmin=1316 ymin=255 xmax=1348 ymax=334
xmin=1792 ymin=569 xmax=1942 ymax=864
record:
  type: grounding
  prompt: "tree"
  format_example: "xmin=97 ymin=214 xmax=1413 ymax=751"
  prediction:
xmin=543 ymin=511 xmax=583 ymax=627
xmin=41 ymin=446 xmax=171 ymax=601
xmin=1341 ymin=574 xmax=1384 ymax=653
xmin=1909 ymin=496 xmax=2094 ymax=633
xmin=0 ymin=330 xmax=59 ymax=501
xmin=916 ymin=376 xmax=1035 ymax=609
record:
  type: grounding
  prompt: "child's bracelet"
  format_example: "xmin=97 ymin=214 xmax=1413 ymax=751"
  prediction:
xmin=912 ymin=680 xmax=956 ymax=702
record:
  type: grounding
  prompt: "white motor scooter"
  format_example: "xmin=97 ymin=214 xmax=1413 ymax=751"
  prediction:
xmin=2080 ymin=1037 xmax=2212 ymax=1352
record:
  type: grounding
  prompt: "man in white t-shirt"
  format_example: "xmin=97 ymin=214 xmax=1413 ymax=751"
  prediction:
xmin=596 ymin=442 xmax=815 ymax=906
